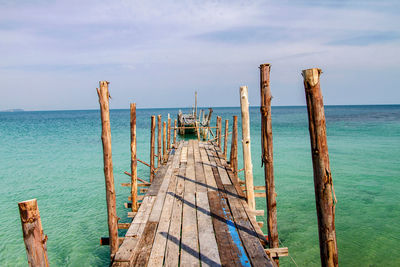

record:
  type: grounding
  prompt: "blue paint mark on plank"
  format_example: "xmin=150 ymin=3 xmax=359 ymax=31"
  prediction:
xmin=221 ymin=198 xmax=251 ymax=267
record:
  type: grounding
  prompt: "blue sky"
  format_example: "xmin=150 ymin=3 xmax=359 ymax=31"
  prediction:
xmin=1 ymin=0 xmax=399 ymax=110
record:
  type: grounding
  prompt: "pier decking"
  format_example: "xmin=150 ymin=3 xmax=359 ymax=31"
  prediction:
xmin=113 ymin=140 xmax=275 ymax=267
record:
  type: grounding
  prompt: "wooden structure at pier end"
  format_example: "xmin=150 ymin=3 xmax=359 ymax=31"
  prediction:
xmin=17 ymin=64 xmax=338 ymax=267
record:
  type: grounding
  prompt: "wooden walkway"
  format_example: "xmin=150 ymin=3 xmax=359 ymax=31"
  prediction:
xmin=113 ymin=140 xmax=275 ymax=267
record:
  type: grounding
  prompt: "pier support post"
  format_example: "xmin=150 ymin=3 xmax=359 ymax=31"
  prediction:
xmin=163 ymin=121 xmax=167 ymax=162
xmin=260 ymin=64 xmax=279 ymax=264
xmin=217 ymin=116 xmax=222 ymax=147
xmin=302 ymin=68 xmax=338 ymax=267
xmin=18 ymin=199 xmax=49 ymax=267
xmin=97 ymin=81 xmax=118 ymax=258
xmin=150 ymin=115 xmax=156 ymax=182
xmin=230 ymin=116 xmax=238 ymax=180
xmin=167 ymin=117 xmax=171 ymax=151
xmin=130 ymin=103 xmax=139 ymax=212
xmin=157 ymin=115 xmax=162 ymax=167
xmin=223 ymin=120 xmax=229 ymax=158
xmin=173 ymin=119 xmax=177 ymax=147
xmin=240 ymin=86 xmax=255 ymax=210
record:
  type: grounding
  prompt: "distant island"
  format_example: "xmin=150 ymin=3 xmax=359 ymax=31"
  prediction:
xmin=1 ymin=109 xmax=24 ymax=112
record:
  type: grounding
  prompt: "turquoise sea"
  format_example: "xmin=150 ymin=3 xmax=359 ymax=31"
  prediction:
xmin=0 ymin=105 xmax=399 ymax=266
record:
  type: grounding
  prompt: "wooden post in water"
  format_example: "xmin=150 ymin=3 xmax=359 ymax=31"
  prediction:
xmin=230 ymin=116 xmax=238 ymax=179
xmin=18 ymin=199 xmax=49 ymax=267
xmin=96 ymin=81 xmax=118 ymax=257
xmin=150 ymin=115 xmax=156 ymax=182
xmin=163 ymin=121 xmax=167 ymax=162
xmin=240 ymin=86 xmax=255 ymax=210
xmin=196 ymin=121 xmax=201 ymax=141
xmin=223 ymin=119 xmax=229 ymax=158
xmin=260 ymin=64 xmax=279 ymax=264
xmin=167 ymin=117 xmax=171 ymax=151
xmin=130 ymin=103 xmax=139 ymax=212
xmin=157 ymin=115 xmax=162 ymax=167
xmin=217 ymin=116 xmax=222 ymax=148
xmin=173 ymin=119 xmax=177 ymax=147
xmin=302 ymin=68 xmax=338 ymax=267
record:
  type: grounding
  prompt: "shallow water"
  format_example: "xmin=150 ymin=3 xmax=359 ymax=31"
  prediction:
xmin=0 ymin=105 xmax=399 ymax=266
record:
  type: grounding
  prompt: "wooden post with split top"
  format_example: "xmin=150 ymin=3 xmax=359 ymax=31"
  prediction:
xmin=302 ymin=68 xmax=338 ymax=267
xmin=18 ymin=199 xmax=49 ymax=267
xmin=97 ymin=81 xmax=119 ymax=258
xmin=260 ymin=63 xmax=279 ymax=265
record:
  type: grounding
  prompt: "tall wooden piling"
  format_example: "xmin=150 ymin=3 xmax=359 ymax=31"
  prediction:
xmin=167 ymin=117 xmax=171 ymax=151
xmin=240 ymin=86 xmax=255 ymax=210
xmin=163 ymin=121 xmax=167 ymax=162
xmin=157 ymin=115 xmax=162 ymax=167
xmin=130 ymin=103 xmax=139 ymax=212
xmin=302 ymin=68 xmax=338 ymax=267
xmin=97 ymin=81 xmax=118 ymax=257
xmin=217 ymin=116 xmax=222 ymax=148
xmin=260 ymin=64 xmax=279 ymax=263
xmin=18 ymin=199 xmax=49 ymax=267
xmin=230 ymin=116 xmax=238 ymax=179
xmin=223 ymin=119 xmax=229 ymax=158
xmin=173 ymin=119 xmax=177 ymax=147
xmin=150 ymin=115 xmax=156 ymax=182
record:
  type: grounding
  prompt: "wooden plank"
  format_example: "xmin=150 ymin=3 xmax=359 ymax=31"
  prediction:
xmin=224 ymin=185 xmax=275 ymax=267
xmin=180 ymin=192 xmax=199 ymax=266
xmin=199 ymin=143 xmax=218 ymax=192
xmin=193 ymin=140 xmax=207 ymax=192
xmin=164 ymin=156 xmax=186 ymax=266
xmin=196 ymin=191 xmax=221 ymax=266
xmin=207 ymin=191 xmax=247 ymax=266
xmin=130 ymin=222 xmax=158 ymax=266
xmin=265 ymin=247 xmax=289 ymax=258
xmin=113 ymin=196 xmax=156 ymax=264
xmin=209 ymin=144 xmax=231 ymax=185
xmin=181 ymin=143 xmax=188 ymax=163
xmin=147 ymin=146 xmax=182 ymax=266
xmin=146 ymin=152 xmax=173 ymax=196
xmin=185 ymin=140 xmax=196 ymax=193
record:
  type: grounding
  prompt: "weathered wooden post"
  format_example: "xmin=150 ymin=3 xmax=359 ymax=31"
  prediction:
xmin=223 ymin=119 xmax=229 ymax=158
xmin=302 ymin=68 xmax=338 ymax=267
xmin=97 ymin=81 xmax=118 ymax=257
xmin=130 ymin=103 xmax=139 ymax=212
xmin=157 ymin=115 xmax=162 ymax=167
xmin=173 ymin=119 xmax=177 ymax=147
xmin=18 ymin=199 xmax=49 ymax=267
xmin=230 ymin=116 xmax=238 ymax=179
xmin=163 ymin=121 xmax=167 ymax=162
xmin=167 ymin=117 xmax=171 ymax=151
xmin=240 ymin=86 xmax=255 ymax=210
xmin=196 ymin=121 xmax=201 ymax=141
xmin=150 ymin=115 xmax=156 ymax=182
xmin=260 ymin=64 xmax=279 ymax=264
xmin=217 ymin=116 xmax=222 ymax=147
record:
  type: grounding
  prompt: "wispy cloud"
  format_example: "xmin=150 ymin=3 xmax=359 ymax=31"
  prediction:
xmin=0 ymin=0 xmax=399 ymax=110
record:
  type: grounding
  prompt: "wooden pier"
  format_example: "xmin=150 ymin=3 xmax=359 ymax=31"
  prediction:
xmin=113 ymin=140 xmax=275 ymax=267
xmin=17 ymin=65 xmax=339 ymax=267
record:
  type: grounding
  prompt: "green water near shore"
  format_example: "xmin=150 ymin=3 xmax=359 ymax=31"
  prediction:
xmin=1 ymin=105 xmax=399 ymax=266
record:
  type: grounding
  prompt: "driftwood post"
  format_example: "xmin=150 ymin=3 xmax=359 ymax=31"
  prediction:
xmin=302 ymin=68 xmax=338 ymax=267
xmin=97 ymin=81 xmax=118 ymax=257
xmin=260 ymin=64 xmax=279 ymax=264
xmin=240 ymin=86 xmax=255 ymax=210
xmin=223 ymin=119 xmax=229 ymax=158
xmin=230 ymin=115 xmax=238 ymax=179
xmin=157 ymin=115 xmax=162 ymax=167
xmin=196 ymin=121 xmax=201 ymax=141
xmin=163 ymin=121 xmax=167 ymax=162
xmin=18 ymin=199 xmax=49 ymax=267
xmin=150 ymin=115 xmax=156 ymax=182
xmin=173 ymin=119 xmax=177 ymax=147
xmin=130 ymin=103 xmax=139 ymax=212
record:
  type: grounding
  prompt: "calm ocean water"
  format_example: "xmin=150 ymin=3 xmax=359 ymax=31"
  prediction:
xmin=0 ymin=105 xmax=399 ymax=266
